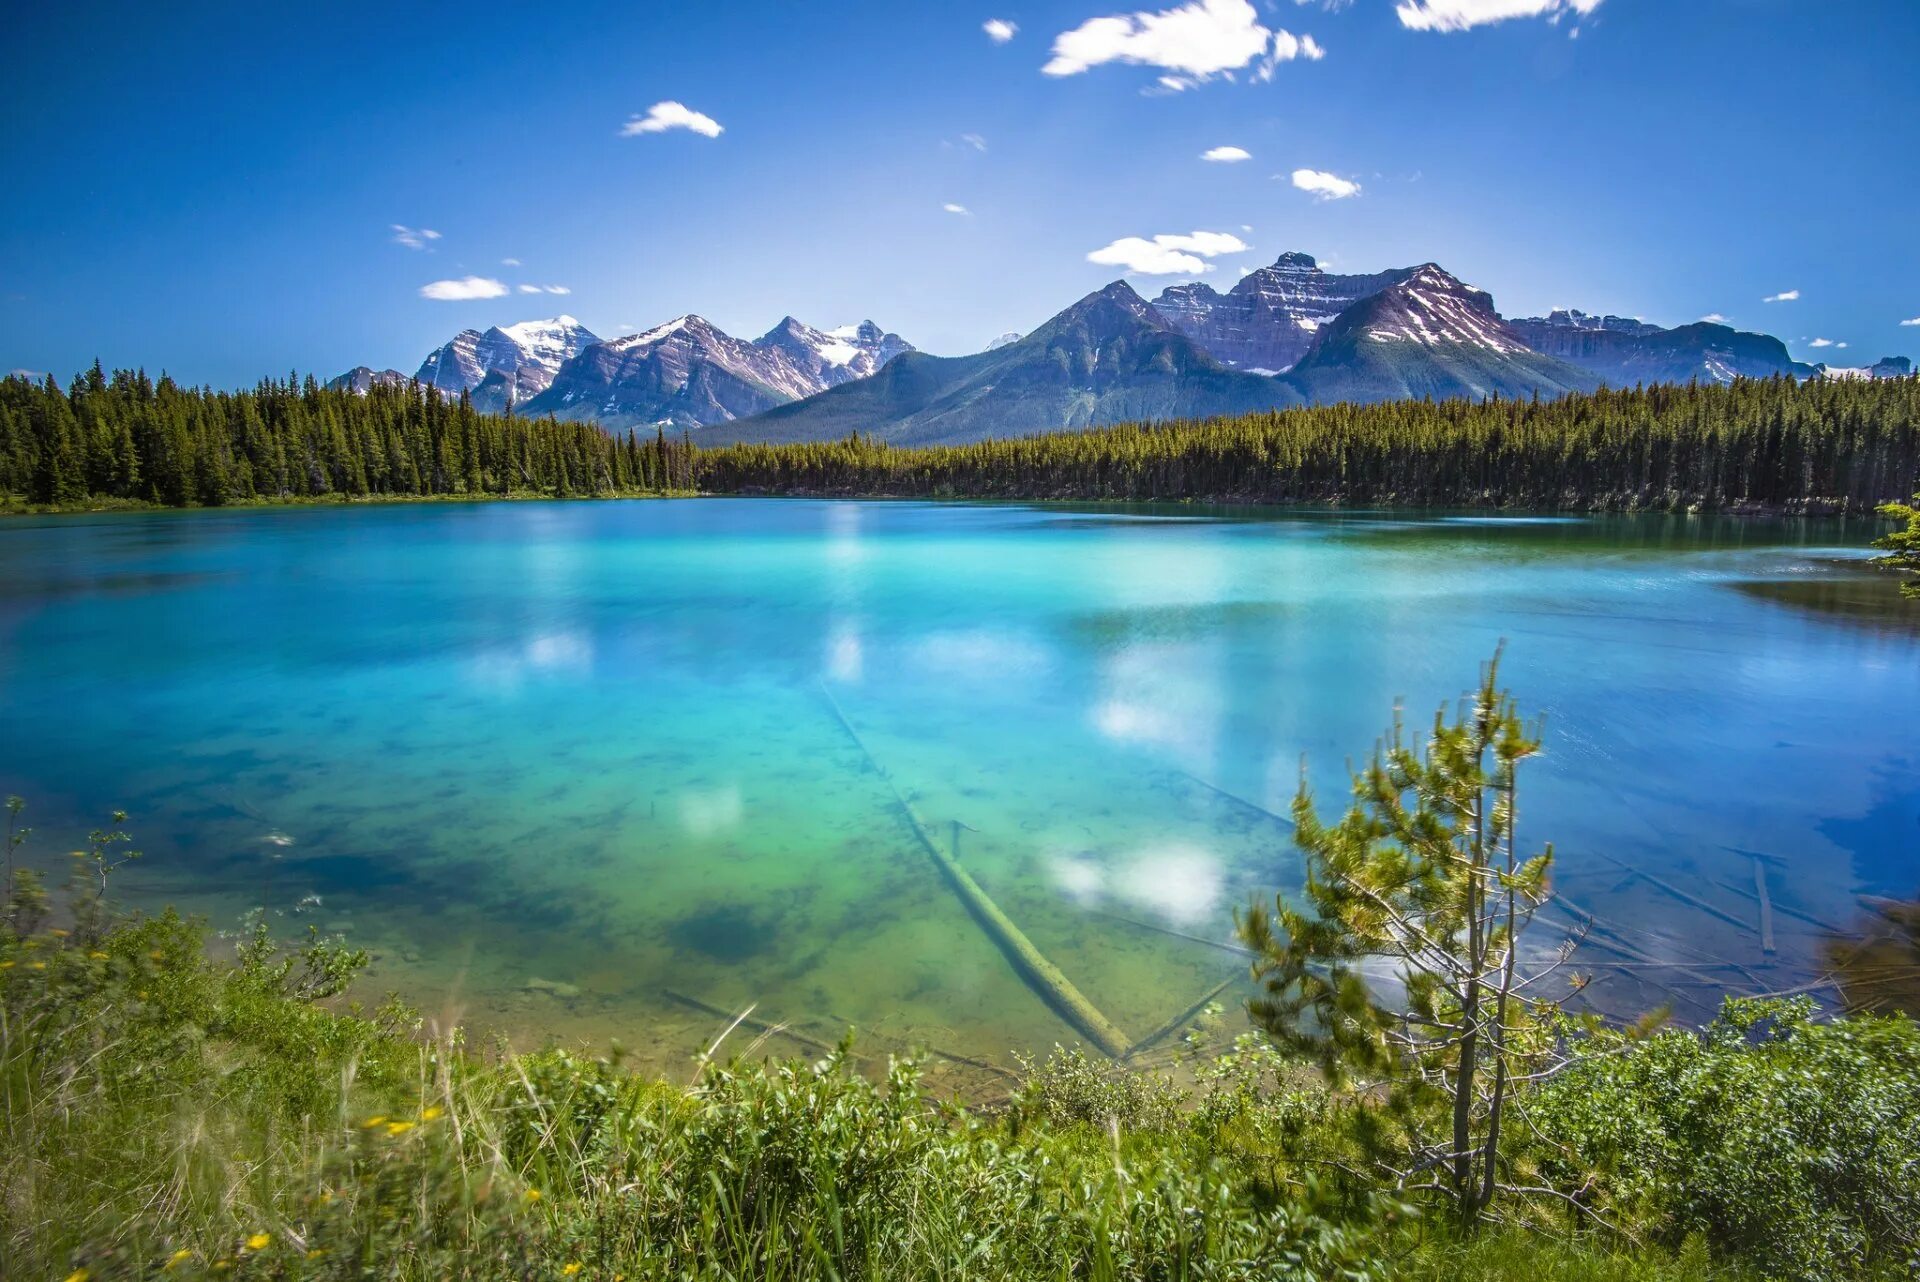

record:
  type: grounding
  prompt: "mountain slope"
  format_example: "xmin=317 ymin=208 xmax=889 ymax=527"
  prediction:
xmin=702 ymin=281 xmax=1298 ymax=447
xmin=1152 ymin=252 xmax=1417 ymax=373
xmin=1509 ymin=310 xmax=1813 ymax=385
xmin=1285 ymin=266 xmax=1598 ymax=404
xmin=324 ymin=366 xmax=411 ymax=394
xmin=413 ymin=316 xmax=602 ymax=412
xmin=521 ymin=315 xmax=914 ymax=429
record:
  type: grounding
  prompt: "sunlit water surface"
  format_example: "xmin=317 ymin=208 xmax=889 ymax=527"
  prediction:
xmin=2 ymin=500 xmax=1915 ymax=1086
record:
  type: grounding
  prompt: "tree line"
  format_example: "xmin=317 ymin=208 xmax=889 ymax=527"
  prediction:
xmin=4 ymin=365 xmax=1916 ymax=513
xmin=701 ymin=375 xmax=1920 ymax=512
xmin=0 ymin=365 xmax=697 ymax=507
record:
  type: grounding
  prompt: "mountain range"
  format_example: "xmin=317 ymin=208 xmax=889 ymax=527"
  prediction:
xmin=330 ymin=252 xmax=1910 ymax=447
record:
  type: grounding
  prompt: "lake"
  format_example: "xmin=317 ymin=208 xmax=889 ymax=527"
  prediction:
xmin=1 ymin=499 xmax=1915 ymax=1086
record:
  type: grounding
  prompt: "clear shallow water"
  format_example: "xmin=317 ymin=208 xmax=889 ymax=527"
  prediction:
xmin=1 ymin=500 xmax=1916 ymax=1083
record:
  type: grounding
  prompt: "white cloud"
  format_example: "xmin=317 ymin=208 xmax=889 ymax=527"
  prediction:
xmin=621 ymin=101 xmax=723 ymax=138
xmin=943 ymin=202 xmax=973 ymax=215
xmin=1809 ymin=338 xmax=1835 ymax=348
xmin=391 ymin=225 xmax=441 ymax=250
xmin=516 ymin=283 xmax=573 ymax=295
xmin=419 ymin=276 xmax=509 ymax=301
xmin=1763 ymin=289 xmax=1800 ymax=303
xmin=1043 ymin=0 xmax=1320 ymax=85
xmin=501 ymin=257 xmax=522 ymax=267
xmin=1395 ymin=0 xmax=1603 ymax=32
xmin=1290 ymin=167 xmax=1361 ymax=199
xmin=960 ymin=132 xmax=988 ymax=151
xmin=1201 ymin=145 xmax=1251 ymax=162
xmin=1901 ymin=317 xmax=1920 ymax=327
xmin=983 ymin=17 xmax=1018 ymax=42
xmin=1087 ymin=229 xmax=1248 ymax=275
xmin=1700 ymin=312 xmax=1728 ymax=324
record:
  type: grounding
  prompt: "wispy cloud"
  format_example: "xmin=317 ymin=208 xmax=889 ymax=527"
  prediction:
xmin=1087 ymin=230 xmax=1248 ymax=275
xmin=621 ymin=101 xmax=723 ymax=138
xmin=1901 ymin=316 xmax=1920 ymax=327
xmin=1700 ymin=313 xmax=1728 ymax=324
xmin=1201 ymin=145 xmax=1251 ymax=162
xmin=516 ymin=284 xmax=573 ymax=295
xmin=501 ymin=257 xmax=522 ymax=267
xmin=943 ymin=203 xmax=973 ymax=215
xmin=1395 ymin=0 xmax=1602 ymax=33
xmin=960 ymin=132 xmax=988 ymax=151
xmin=983 ymin=18 xmax=1018 ymax=42
xmin=1044 ymin=0 xmax=1320 ymax=86
xmin=420 ymin=276 xmax=509 ymax=301
xmin=1290 ymin=168 xmax=1361 ymax=199
xmin=1808 ymin=338 xmax=1835 ymax=348
xmin=392 ymin=225 xmax=441 ymax=250
xmin=1763 ymin=289 xmax=1800 ymax=303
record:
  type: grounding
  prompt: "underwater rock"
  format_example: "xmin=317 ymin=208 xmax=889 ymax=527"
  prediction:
xmin=522 ymin=977 xmax=582 ymax=1000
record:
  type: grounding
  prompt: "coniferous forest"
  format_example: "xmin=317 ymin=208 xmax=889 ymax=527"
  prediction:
xmin=700 ymin=375 xmax=1920 ymax=512
xmin=3 ymin=365 xmax=1916 ymax=513
xmin=0 ymin=366 xmax=696 ymax=508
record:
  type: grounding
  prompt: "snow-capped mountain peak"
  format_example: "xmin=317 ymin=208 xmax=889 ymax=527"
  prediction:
xmin=754 ymin=316 xmax=913 ymax=381
xmin=1353 ymin=265 xmax=1526 ymax=353
xmin=517 ymin=313 xmax=916 ymax=430
xmin=413 ymin=315 xmax=603 ymax=410
xmin=1151 ymin=250 xmax=1419 ymax=371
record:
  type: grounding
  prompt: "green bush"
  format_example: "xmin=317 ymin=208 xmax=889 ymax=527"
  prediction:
xmin=1525 ymin=997 xmax=1920 ymax=1280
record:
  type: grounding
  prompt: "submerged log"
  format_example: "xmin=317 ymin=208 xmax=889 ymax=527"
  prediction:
xmin=1752 ymin=857 xmax=1777 ymax=954
xmin=819 ymin=683 xmax=1133 ymax=1059
xmin=1125 ymin=976 xmax=1239 ymax=1061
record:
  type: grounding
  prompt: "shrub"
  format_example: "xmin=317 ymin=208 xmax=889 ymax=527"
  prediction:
xmin=1525 ymin=997 xmax=1920 ymax=1280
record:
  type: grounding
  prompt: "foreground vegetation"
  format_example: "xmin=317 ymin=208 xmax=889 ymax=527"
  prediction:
xmin=8 ymin=891 xmax=1917 ymax=1281
xmin=4 ymin=366 xmax=1916 ymax=514
xmin=6 ymin=664 xmax=1918 ymax=1280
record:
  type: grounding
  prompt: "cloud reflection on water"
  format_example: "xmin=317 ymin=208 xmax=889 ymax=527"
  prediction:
xmin=1047 ymin=843 xmax=1226 ymax=928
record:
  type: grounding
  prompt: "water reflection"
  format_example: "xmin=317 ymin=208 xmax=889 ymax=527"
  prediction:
xmin=0 ymin=499 xmax=1915 ymax=1076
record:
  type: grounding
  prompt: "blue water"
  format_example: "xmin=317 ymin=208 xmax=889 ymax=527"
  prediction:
xmin=1 ymin=500 xmax=1915 ymax=1081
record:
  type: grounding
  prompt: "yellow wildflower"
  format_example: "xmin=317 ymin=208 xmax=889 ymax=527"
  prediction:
xmin=49 ymin=928 xmax=69 ymax=938
xmin=89 ymin=951 xmax=109 ymax=960
xmin=385 ymin=1120 xmax=416 ymax=1137
xmin=306 ymin=1248 xmax=328 ymax=1260
xmin=214 ymin=1260 xmax=231 ymax=1272
xmin=562 ymin=1264 xmax=583 ymax=1277
xmin=245 ymin=1232 xmax=271 ymax=1250
xmin=359 ymin=1115 xmax=387 ymax=1129
xmin=164 ymin=1248 xmax=193 ymax=1269
xmin=0 ymin=961 xmax=14 ymax=970
xmin=62 ymin=1270 xmax=89 ymax=1282
xmin=525 ymin=1188 xmax=542 ymax=1202
xmin=29 ymin=961 xmax=46 ymax=970
xmin=421 ymin=1105 xmax=445 ymax=1121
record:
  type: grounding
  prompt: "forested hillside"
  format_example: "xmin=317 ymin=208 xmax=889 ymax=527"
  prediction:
xmin=4 ymin=366 xmax=1916 ymax=513
xmin=0 ymin=366 xmax=693 ymax=507
xmin=703 ymin=375 xmax=1920 ymax=512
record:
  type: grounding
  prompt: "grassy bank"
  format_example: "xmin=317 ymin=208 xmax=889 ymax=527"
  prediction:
xmin=4 ymin=837 xmax=1916 ymax=1280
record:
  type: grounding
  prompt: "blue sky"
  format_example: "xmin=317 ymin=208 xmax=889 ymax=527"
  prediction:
xmin=3 ymin=0 xmax=1916 ymax=386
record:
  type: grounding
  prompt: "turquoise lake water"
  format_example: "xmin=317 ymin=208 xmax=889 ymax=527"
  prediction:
xmin=1 ymin=499 xmax=1915 ymax=1083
